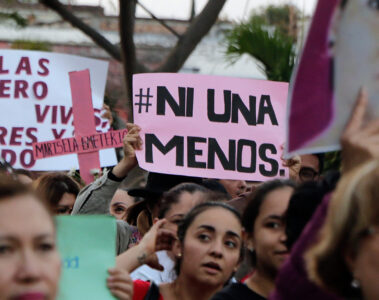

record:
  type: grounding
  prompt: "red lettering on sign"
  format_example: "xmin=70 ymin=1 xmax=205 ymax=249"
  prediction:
xmin=0 ymin=127 xmax=7 ymax=145
xmin=14 ymin=80 xmax=29 ymax=98
xmin=33 ymin=81 xmax=48 ymax=100
xmin=52 ymin=129 xmax=66 ymax=139
xmin=0 ymin=56 xmax=9 ymax=74
xmin=0 ymin=80 xmax=11 ymax=98
xmin=38 ymin=58 xmax=49 ymax=76
xmin=26 ymin=127 xmax=38 ymax=146
xmin=9 ymin=127 xmax=24 ymax=146
xmin=15 ymin=57 xmax=32 ymax=75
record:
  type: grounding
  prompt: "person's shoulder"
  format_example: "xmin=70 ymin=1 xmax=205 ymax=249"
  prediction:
xmin=212 ymin=283 xmax=266 ymax=300
xmin=133 ymin=280 xmax=151 ymax=300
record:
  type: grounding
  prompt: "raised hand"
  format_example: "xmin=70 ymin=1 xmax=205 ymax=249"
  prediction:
xmin=340 ymin=88 xmax=379 ymax=172
xmin=107 ymin=267 xmax=134 ymax=300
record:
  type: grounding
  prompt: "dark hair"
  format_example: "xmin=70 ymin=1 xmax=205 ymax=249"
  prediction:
xmin=340 ymin=0 xmax=348 ymax=9
xmin=286 ymin=171 xmax=340 ymax=249
xmin=315 ymin=153 xmax=325 ymax=174
xmin=126 ymin=195 xmax=157 ymax=227
xmin=13 ymin=168 xmax=34 ymax=180
xmin=242 ymin=179 xmax=296 ymax=266
xmin=158 ymin=183 xmax=208 ymax=219
xmin=33 ymin=172 xmax=80 ymax=211
xmin=175 ymin=202 xmax=242 ymax=275
xmin=199 ymin=191 xmax=230 ymax=203
xmin=0 ymin=174 xmax=32 ymax=199
xmin=202 ymin=179 xmax=230 ymax=198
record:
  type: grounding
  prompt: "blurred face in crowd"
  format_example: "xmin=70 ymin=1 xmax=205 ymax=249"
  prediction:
xmin=248 ymin=186 xmax=293 ymax=277
xmin=219 ymin=179 xmax=247 ymax=198
xmin=56 ymin=193 xmax=76 ymax=215
xmin=162 ymin=191 xmax=205 ymax=234
xmin=110 ymin=189 xmax=135 ymax=220
xmin=298 ymin=154 xmax=320 ymax=183
xmin=17 ymin=174 xmax=33 ymax=185
xmin=347 ymin=225 xmax=379 ymax=300
xmin=0 ymin=194 xmax=61 ymax=300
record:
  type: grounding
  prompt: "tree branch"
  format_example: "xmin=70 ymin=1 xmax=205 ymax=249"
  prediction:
xmin=39 ymin=0 xmax=122 ymax=61
xmin=136 ymin=1 xmax=181 ymax=38
xmin=157 ymin=0 xmax=227 ymax=72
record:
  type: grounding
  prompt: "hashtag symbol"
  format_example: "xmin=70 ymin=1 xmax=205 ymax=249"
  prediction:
xmin=134 ymin=88 xmax=153 ymax=113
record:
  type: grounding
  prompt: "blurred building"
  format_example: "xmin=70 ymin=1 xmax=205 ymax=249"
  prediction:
xmin=0 ymin=1 xmax=265 ymax=117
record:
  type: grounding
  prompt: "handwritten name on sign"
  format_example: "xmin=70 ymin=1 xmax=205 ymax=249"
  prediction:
xmin=133 ymin=73 xmax=289 ymax=181
xmin=0 ymin=49 xmax=116 ymax=171
xmin=33 ymin=129 xmax=127 ymax=159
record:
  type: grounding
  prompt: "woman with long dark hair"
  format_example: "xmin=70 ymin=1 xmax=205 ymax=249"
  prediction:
xmin=117 ymin=202 xmax=243 ymax=300
xmin=212 ymin=180 xmax=295 ymax=300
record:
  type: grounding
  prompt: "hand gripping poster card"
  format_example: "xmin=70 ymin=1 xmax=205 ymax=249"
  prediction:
xmin=0 ymin=49 xmax=117 ymax=170
xmin=133 ymin=73 xmax=289 ymax=182
xmin=286 ymin=0 xmax=379 ymax=156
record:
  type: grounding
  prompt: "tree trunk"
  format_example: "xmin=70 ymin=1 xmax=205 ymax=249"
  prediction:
xmin=119 ymin=0 xmax=137 ymax=122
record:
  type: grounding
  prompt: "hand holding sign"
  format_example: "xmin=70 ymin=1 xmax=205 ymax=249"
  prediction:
xmin=107 ymin=268 xmax=133 ymax=300
xmin=110 ymin=123 xmax=142 ymax=179
xmin=123 ymin=124 xmax=142 ymax=160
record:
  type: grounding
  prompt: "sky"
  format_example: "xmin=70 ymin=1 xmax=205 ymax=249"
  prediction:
xmin=73 ymin=0 xmax=318 ymax=20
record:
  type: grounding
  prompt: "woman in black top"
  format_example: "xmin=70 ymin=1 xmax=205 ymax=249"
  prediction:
xmin=212 ymin=180 xmax=295 ymax=300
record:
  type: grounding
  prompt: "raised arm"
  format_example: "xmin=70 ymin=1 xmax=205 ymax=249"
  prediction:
xmin=116 ymin=219 xmax=176 ymax=273
xmin=72 ymin=123 xmax=141 ymax=215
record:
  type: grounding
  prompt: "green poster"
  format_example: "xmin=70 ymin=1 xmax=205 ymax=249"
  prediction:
xmin=56 ymin=215 xmax=116 ymax=300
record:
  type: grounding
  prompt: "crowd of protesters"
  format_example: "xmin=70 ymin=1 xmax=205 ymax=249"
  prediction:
xmin=1 ymin=86 xmax=378 ymax=300
xmin=1 ymin=0 xmax=379 ymax=296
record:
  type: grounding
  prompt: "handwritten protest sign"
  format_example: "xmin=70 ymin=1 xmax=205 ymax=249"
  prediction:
xmin=133 ymin=73 xmax=288 ymax=181
xmin=33 ymin=129 xmax=128 ymax=159
xmin=56 ymin=215 xmax=116 ymax=300
xmin=285 ymin=0 xmax=379 ymax=156
xmin=0 ymin=49 xmax=117 ymax=170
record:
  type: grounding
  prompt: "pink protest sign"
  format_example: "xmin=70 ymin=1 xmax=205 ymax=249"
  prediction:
xmin=33 ymin=129 xmax=128 ymax=159
xmin=69 ymin=70 xmax=100 ymax=184
xmin=133 ymin=73 xmax=288 ymax=181
xmin=286 ymin=0 xmax=379 ymax=156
